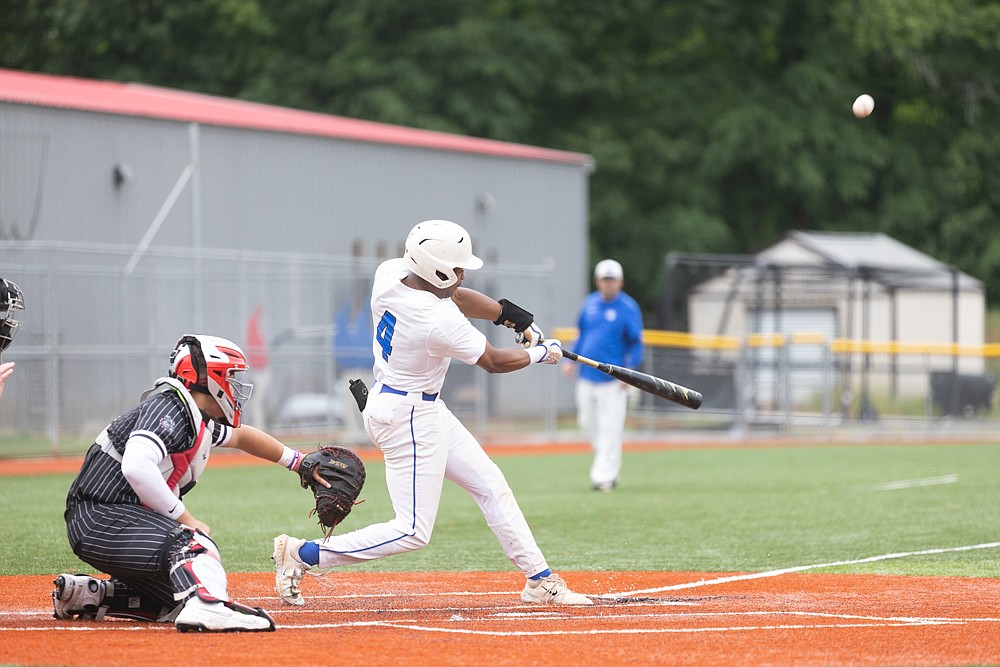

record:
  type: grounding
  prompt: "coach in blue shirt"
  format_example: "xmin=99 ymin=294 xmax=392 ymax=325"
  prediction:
xmin=567 ymin=259 xmax=644 ymax=491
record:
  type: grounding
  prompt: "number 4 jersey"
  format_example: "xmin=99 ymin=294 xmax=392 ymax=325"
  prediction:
xmin=369 ymin=258 xmax=487 ymax=394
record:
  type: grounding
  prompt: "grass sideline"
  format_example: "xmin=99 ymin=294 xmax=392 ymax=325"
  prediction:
xmin=1 ymin=443 xmax=998 ymax=578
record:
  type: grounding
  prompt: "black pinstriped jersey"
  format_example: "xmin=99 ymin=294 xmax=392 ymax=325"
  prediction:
xmin=67 ymin=389 xmax=231 ymax=506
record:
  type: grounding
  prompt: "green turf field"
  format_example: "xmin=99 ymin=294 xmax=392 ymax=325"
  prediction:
xmin=2 ymin=442 xmax=998 ymax=578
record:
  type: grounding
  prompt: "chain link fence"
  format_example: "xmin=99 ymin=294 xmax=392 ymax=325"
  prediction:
xmin=629 ymin=331 xmax=999 ymax=439
xmin=0 ymin=241 xmax=563 ymax=456
xmin=3 ymin=241 xmax=998 ymax=457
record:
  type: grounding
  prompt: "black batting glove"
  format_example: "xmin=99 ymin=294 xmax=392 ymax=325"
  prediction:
xmin=494 ymin=298 xmax=534 ymax=332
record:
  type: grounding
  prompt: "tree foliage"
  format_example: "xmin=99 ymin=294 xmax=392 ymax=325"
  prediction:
xmin=2 ymin=0 xmax=1000 ymax=315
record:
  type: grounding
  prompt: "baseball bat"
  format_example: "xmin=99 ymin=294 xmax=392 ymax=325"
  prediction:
xmin=562 ymin=349 xmax=703 ymax=410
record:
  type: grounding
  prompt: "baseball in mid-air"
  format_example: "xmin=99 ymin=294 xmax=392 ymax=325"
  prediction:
xmin=852 ymin=93 xmax=875 ymax=118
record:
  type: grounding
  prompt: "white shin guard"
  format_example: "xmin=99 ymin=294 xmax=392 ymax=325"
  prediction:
xmin=170 ymin=530 xmax=230 ymax=603
xmin=188 ymin=550 xmax=229 ymax=602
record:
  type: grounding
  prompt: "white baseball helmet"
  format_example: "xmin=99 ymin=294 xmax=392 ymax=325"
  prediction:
xmin=403 ymin=219 xmax=483 ymax=289
xmin=169 ymin=335 xmax=253 ymax=428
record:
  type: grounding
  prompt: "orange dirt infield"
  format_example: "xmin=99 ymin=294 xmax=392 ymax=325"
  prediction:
xmin=3 ymin=571 xmax=998 ymax=666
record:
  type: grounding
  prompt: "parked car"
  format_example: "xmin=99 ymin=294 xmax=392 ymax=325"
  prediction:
xmin=271 ymin=392 xmax=345 ymax=432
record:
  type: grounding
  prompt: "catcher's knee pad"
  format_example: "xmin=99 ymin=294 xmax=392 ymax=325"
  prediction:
xmin=162 ymin=526 xmax=229 ymax=604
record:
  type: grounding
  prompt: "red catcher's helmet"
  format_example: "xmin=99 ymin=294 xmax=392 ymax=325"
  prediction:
xmin=169 ymin=335 xmax=253 ymax=428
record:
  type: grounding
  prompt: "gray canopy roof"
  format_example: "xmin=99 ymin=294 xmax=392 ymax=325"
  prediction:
xmin=778 ymin=231 xmax=982 ymax=291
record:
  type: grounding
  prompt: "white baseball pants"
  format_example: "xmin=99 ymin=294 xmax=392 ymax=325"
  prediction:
xmin=575 ymin=379 xmax=628 ymax=487
xmin=313 ymin=388 xmax=550 ymax=578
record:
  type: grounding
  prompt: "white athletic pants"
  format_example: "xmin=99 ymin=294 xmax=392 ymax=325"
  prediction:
xmin=575 ymin=379 xmax=628 ymax=487
xmin=314 ymin=389 xmax=550 ymax=578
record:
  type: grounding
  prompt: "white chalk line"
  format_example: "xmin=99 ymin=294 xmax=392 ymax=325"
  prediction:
xmin=252 ymin=540 xmax=1000 ymax=601
xmin=245 ymin=590 xmax=517 ymax=601
xmin=7 ymin=607 xmax=995 ymax=625
xmin=871 ymin=474 xmax=959 ymax=491
xmin=279 ymin=616 xmax=981 ymax=637
xmin=0 ymin=624 xmax=174 ymax=632
xmin=0 ymin=600 xmax=683 ymax=623
xmin=268 ymin=622 xmax=941 ymax=637
xmin=607 ymin=541 xmax=1000 ymax=597
xmin=5 ymin=610 xmax=997 ymax=635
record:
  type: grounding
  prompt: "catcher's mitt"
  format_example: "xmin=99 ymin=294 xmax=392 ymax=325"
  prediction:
xmin=298 ymin=446 xmax=366 ymax=536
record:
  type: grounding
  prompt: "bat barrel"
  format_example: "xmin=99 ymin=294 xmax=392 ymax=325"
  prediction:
xmin=563 ymin=348 xmax=702 ymax=410
xmin=685 ymin=390 xmax=704 ymax=410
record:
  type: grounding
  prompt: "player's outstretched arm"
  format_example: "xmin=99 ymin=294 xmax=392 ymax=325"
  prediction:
xmin=230 ymin=424 xmax=330 ymax=487
xmin=228 ymin=424 xmax=289 ymax=462
xmin=453 ymin=290 xmax=538 ymax=335
xmin=476 ymin=342 xmax=530 ymax=373
xmin=454 ymin=289 xmax=544 ymax=345
xmin=453 ymin=287 xmax=504 ymax=322
xmin=476 ymin=338 xmax=562 ymax=373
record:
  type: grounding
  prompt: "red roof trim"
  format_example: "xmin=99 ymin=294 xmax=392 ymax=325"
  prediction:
xmin=0 ymin=68 xmax=592 ymax=167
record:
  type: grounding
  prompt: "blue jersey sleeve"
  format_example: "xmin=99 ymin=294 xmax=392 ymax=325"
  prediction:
xmin=623 ymin=295 xmax=645 ymax=369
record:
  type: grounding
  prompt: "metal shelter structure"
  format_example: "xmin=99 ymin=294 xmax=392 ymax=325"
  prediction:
xmin=660 ymin=231 xmax=987 ymax=420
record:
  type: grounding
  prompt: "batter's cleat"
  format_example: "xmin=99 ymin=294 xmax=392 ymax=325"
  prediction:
xmin=175 ymin=597 xmax=275 ymax=633
xmin=521 ymin=573 xmax=593 ymax=606
xmin=273 ymin=534 xmax=309 ymax=606
xmin=52 ymin=574 xmax=106 ymax=620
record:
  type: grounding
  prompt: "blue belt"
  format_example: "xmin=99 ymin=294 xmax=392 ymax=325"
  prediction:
xmin=380 ymin=384 xmax=438 ymax=402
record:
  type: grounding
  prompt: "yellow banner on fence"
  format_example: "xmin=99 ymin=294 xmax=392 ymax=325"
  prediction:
xmin=553 ymin=327 xmax=1000 ymax=358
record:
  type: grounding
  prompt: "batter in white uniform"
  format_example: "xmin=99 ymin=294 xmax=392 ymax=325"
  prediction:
xmin=273 ymin=219 xmax=592 ymax=606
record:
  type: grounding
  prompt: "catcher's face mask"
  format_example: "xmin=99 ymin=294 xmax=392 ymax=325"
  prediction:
xmin=169 ymin=334 xmax=253 ymax=427
xmin=0 ymin=278 xmax=24 ymax=360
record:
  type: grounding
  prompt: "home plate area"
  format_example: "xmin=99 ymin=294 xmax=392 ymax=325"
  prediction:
xmin=260 ymin=572 xmax=960 ymax=635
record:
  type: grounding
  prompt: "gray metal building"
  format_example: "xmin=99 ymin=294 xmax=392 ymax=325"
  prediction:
xmin=0 ymin=68 xmax=593 ymax=450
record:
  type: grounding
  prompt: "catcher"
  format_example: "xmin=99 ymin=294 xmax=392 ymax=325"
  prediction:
xmin=53 ymin=334 xmax=357 ymax=632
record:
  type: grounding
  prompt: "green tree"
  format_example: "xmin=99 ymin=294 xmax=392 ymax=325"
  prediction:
xmin=3 ymin=0 xmax=1000 ymax=312
xmin=844 ymin=0 xmax=1000 ymax=300
xmin=0 ymin=0 xmax=273 ymax=97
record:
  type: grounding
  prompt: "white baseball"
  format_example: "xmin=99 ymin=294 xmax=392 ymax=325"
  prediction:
xmin=852 ymin=93 xmax=875 ymax=118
